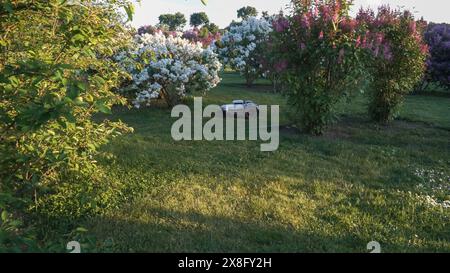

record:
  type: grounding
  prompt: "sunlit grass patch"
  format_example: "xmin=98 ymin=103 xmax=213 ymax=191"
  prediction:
xmin=86 ymin=72 xmax=450 ymax=253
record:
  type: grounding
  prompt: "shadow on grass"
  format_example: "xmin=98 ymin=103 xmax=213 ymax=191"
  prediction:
xmin=88 ymin=206 xmax=448 ymax=253
xmin=89 ymin=207 xmax=367 ymax=253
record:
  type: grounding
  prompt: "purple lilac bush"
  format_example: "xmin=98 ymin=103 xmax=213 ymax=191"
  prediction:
xmin=424 ymin=23 xmax=450 ymax=90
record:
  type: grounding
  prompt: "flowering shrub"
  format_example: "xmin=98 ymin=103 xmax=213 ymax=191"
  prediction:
xmin=357 ymin=6 xmax=428 ymax=123
xmin=182 ymin=27 xmax=221 ymax=48
xmin=138 ymin=25 xmax=158 ymax=35
xmin=258 ymin=14 xmax=287 ymax=93
xmin=117 ymin=32 xmax=222 ymax=108
xmin=137 ymin=24 xmax=180 ymax=38
xmin=271 ymin=0 xmax=367 ymax=135
xmin=217 ymin=17 xmax=272 ymax=86
xmin=424 ymin=23 xmax=450 ymax=90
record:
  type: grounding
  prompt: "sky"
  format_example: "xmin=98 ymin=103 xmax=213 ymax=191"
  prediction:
xmin=130 ymin=0 xmax=450 ymax=29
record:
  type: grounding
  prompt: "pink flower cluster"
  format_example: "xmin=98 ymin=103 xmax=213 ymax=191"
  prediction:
xmin=339 ymin=18 xmax=357 ymax=33
xmin=292 ymin=0 xmax=345 ymax=31
xmin=293 ymin=10 xmax=313 ymax=30
xmin=182 ymin=28 xmax=221 ymax=47
xmin=318 ymin=0 xmax=341 ymax=23
xmin=273 ymin=17 xmax=290 ymax=33
xmin=356 ymin=5 xmax=428 ymax=61
xmin=274 ymin=59 xmax=289 ymax=72
xmin=356 ymin=31 xmax=393 ymax=61
xmin=273 ymin=1 xmax=361 ymax=66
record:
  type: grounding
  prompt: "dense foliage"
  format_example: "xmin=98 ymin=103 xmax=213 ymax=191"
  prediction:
xmin=158 ymin=12 xmax=187 ymax=31
xmin=204 ymin=23 xmax=221 ymax=35
xmin=116 ymin=32 xmax=222 ymax=108
xmin=237 ymin=6 xmax=258 ymax=19
xmin=424 ymin=23 xmax=450 ymax=90
xmin=357 ymin=7 xmax=428 ymax=123
xmin=271 ymin=0 xmax=367 ymax=135
xmin=0 ymin=0 xmax=135 ymax=250
xmin=218 ymin=17 xmax=272 ymax=86
xmin=190 ymin=12 xmax=209 ymax=28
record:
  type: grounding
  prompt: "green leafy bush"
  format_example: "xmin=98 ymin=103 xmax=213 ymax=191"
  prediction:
xmin=0 ymin=0 xmax=134 ymax=246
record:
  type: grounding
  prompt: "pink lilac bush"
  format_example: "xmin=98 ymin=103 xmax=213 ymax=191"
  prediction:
xmin=357 ymin=6 xmax=428 ymax=123
xmin=182 ymin=28 xmax=221 ymax=48
xmin=270 ymin=0 xmax=368 ymax=135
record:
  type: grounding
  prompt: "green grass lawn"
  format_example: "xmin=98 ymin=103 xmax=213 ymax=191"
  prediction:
xmin=87 ymin=72 xmax=450 ymax=253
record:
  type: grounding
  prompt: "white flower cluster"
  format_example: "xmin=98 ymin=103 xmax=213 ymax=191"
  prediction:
xmin=116 ymin=31 xmax=222 ymax=108
xmin=414 ymin=168 xmax=450 ymax=209
xmin=418 ymin=195 xmax=450 ymax=209
xmin=218 ymin=17 xmax=272 ymax=77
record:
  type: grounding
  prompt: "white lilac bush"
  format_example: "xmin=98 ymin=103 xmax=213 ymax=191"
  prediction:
xmin=116 ymin=31 xmax=222 ymax=108
xmin=218 ymin=17 xmax=272 ymax=86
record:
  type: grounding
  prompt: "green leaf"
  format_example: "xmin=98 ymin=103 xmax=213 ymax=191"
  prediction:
xmin=2 ymin=1 xmax=13 ymax=13
xmin=1 ymin=211 xmax=7 ymax=222
xmin=201 ymin=0 xmax=208 ymax=5
xmin=71 ymin=34 xmax=85 ymax=43
xmin=92 ymin=75 xmax=105 ymax=85
xmin=64 ymin=112 xmax=77 ymax=124
xmin=95 ymin=100 xmax=112 ymax=114
xmin=9 ymin=76 xmax=19 ymax=87
xmin=66 ymin=85 xmax=79 ymax=100
xmin=76 ymin=81 xmax=87 ymax=91
xmin=76 ymin=227 xmax=88 ymax=233
xmin=124 ymin=4 xmax=134 ymax=22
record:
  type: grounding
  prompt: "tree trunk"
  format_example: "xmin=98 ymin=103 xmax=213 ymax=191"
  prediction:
xmin=160 ymin=88 xmax=173 ymax=108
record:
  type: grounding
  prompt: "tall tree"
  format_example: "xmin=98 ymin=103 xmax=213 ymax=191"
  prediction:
xmin=190 ymin=12 xmax=209 ymax=28
xmin=159 ymin=12 xmax=187 ymax=31
xmin=237 ymin=6 xmax=258 ymax=20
